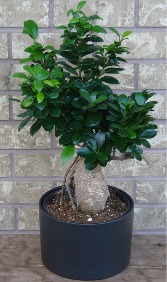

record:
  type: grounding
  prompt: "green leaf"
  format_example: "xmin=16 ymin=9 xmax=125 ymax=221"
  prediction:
xmin=55 ymin=117 xmax=66 ymax=131
xmin=77 ymin=1 xmax=86 ymax=12
xmin=101 ymin=76 xmax=119 ymax=84
xmin=59 ymin=61 xmax=78 ymax=75
xmin=37 ymin=92 xmax=44 ymax=103
xmin=111 ymin=123 xmax=122 ymax=129
xmin=47 ymin=91 xmax=59 ymax=99
xmin=131 ymin=150 xmax=142 ymax=161
xmin=34 ymin=80 xmax=43 ymax=92
xmin=85 ymin=112 xmax=102 ymax=126
xmin=23 ymin=20 xmax=38 ymax=40
xmin=18 ymin=116 xmax=32 ymax=132
xmin=59 ymin=132 xmax=73 ymax=145
xmin=20 ymin=58 xmax=32 ymax=63
xmin=77 ymin=146 xmax=94 ymax=158
xmin=43 ymin=80 xmax=54 ymax=87
xmin=109 ymin=27 xmax=120 ymax=37
xmin=84 ymin=159 xmax=98 ymax=170
xmin=71 ymin=120 xmax=83 ymax=130
xmin=87 ymin=15 xmax=102 ymax=21
xmin=17 ymin=110 xmax=33 ymax=118
xmin=70 ymin=18 xmax=80 ymax=24
xmin=42 ymin=118 xmax=54 ymax=131
xmin=122 ymin=31 xmax=132 ymax=39
xmin=61 ymin=145 xmax=75 ymax=164
xmin=140 ymin=129 xmax=157 ymax=139
xmin=72 ymin=132 xmax=81 ymax=144
xmin=135 ymin=92 xmax=146 ymax=105
xmin=67 ymin=9 xmax=74 ymax=17
xmin=75 ymin=80 xmax=85 ymax=89
xmin=49 ymin=107 xmax=61 ymax=117
xmin=23 ymin=98 xmax=33 ymax=108
xmin=97 ymin=152 xmax=108 ymax=161
xmin=30 ymin=121 xmax=41 ymax=136
xmin=91 ymin=25 xmax=107 ymax=34
xmin=36 ymin=70 xmax=50 ymax=80
xmin=56 ymin=25 xmax=67 ymax=29
xmin=128 ymin=131 xmax=136 ymax=139
xmin=118 ymin=94 xmax=130 ymax=104
xmin=94 ymin=132 xmax=105 ymax=149
xmin=12 ymin=72 xmax=27 ymax=79
xmin=141 ymin=139 xmax=151 ymax=148
xmin=23 ymin=65 xmax=34 ymax=75
xmin=80 ymin=89 xmax=91 ymax=102
xmin=35 ymin=100 xmax=47 ymax=110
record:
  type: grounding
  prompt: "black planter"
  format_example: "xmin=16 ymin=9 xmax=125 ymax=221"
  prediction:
xmin=39 ymin=186 xmax=134 ymax=280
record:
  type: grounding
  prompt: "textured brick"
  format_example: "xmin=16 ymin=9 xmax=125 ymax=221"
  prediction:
xmin=18 ymin=208 xmax=39 ymax=230
xmin=0 ymin=0 xmax=49 ymax=27
xmin=134 ymin=208 xmax=166 ymax=229
xmin=0 ymin=208 xmax=15 ymax=230
xmin=149 ymin=94 xmax=166 ymax=120
xmin=0 ymin=95 xmax=9 ymax=120
xmin=54 ymin=0 xmax=135 ymax=27
xmin=106 ymin=180 xmax=132 ymax=196
xmin=0 ymin=33 xmax=8 ymax=59
xmin=15 ymin=153 xmax=69 ymax=177
xmin=104 ymin=154 xmax=166 ymax=177
xmin=103 ymin=31 xmax=167 ymax=59
xmin=0 ymin=181 xmax=53 ymax=204
xmin=149 ymin=124 xmax=167 ymax=148
xmin=12 ymin=33 xmax=62 ymax=59
xmin=0 ymin=155 xmax=11 ymax=177
xmin=138 ymin=64 xmax=167 ymax=89
xmin=136 ymin=181 xmax=167 ymax=203
xmin=139 ymin=0 xmax=167 ymax=27
xmin=0 ymin=64 xmax=24 ymax=90
xmin=0 ymin=125 xmax=51 ymax=149
xmin=110 ymin=64 xmax=134 ymax=90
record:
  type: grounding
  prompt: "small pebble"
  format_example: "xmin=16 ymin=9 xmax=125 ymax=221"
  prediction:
xmin=88 ymin=218 xmax=92 ymax=221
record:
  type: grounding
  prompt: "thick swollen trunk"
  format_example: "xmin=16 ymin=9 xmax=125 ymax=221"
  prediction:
xmin=72 ymin=158 xmax=109 ymax=212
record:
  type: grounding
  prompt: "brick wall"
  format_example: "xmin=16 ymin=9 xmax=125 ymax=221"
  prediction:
xmin=0 ymin=0 xmax=166 ymax=234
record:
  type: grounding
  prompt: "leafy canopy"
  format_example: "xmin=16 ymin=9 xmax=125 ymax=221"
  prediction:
xmin=12 ymin=1 xmax=157 ymax=170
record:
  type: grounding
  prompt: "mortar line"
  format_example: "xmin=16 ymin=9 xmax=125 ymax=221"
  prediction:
xmin=49 ymin=0 xmax=55 ymax=28
xmin=0 ymin=58 xmax=166 ymax=65
xmin=7 ymin=33 xmax=12 ymax=60
xmin=0 ymin=176 xmax=166 ymax=181
xmin=132 ymin=180 xmax=137 ymax=203
xmin=134 ymin=63 xmax=139 ymax=91
xmin=0 ymin=27 xmax=166 ymax=33
xmin=10 ymin=153 xmax=15 ymax=177
xmin=14 ymin=207 xmax=19 ymax=231
xmin=134 ymin=0 xmax=140 ymax=27
xmin=0 ymin=147 xmax=166 ymax=153
xmin=135 ymin=203 xmax=166 ymax=208
xmin=133 ymin=230 xmax=166 ymax=235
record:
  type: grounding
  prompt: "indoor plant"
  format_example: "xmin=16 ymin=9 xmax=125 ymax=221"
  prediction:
xmin=13 ymin=1 xmax=158 ymax=280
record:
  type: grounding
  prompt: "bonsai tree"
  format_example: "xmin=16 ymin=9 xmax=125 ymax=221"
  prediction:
xmin=13 ymin=1 xmax=157 ymax=212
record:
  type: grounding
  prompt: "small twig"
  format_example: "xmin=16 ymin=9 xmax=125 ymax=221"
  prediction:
xmin=60 ymin=155 xmax=80 ymax=206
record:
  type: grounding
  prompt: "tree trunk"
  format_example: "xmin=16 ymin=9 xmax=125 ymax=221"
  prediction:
xmin=72 ymin=158 xmax=109 ymax=212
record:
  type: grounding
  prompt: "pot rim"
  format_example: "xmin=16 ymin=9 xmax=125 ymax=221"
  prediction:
xmin=39 ymin=186 xmax=134 ymax=226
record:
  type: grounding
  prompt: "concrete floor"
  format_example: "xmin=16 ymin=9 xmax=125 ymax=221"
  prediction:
xmin=0 ymin=235 xmax=166 ymax=282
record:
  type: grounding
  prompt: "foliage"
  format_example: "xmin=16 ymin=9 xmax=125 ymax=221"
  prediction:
xmin=13 ymin=1 xmax=157 ymax=170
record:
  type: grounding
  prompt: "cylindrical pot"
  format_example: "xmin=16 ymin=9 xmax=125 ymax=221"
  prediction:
xmin=39 ymin=186 xmax=134 ymax=280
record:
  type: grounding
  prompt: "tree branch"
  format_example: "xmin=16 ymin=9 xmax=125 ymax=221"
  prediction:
xmin=60 ymin=155 xmax=80 ymax=207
